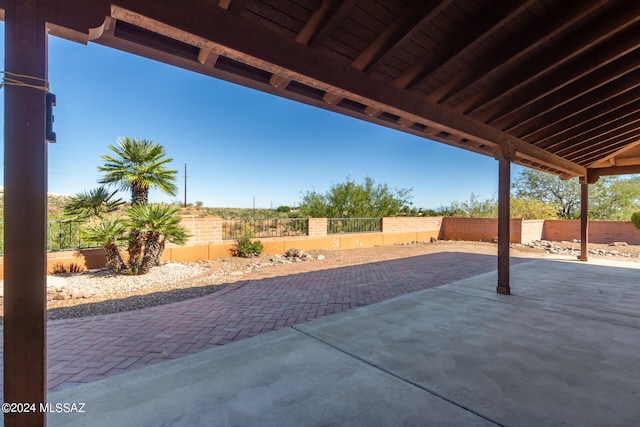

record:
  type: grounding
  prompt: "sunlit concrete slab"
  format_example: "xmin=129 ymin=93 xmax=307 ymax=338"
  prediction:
xmin=298 ymin=258 xmax=640 ymax=426
xmin=45 ymin=327 xmax=492 ymax=427
xmin=43 ymin=258 xmax=640 ymax=426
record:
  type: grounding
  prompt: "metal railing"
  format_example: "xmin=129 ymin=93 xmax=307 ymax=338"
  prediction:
xmin=327 ymin=218 xmax=381 ymax=234
xmin=0 ymin=220 xmax=97 ymax=254
xmin=223 ymin=218 xmax=308 ymax=240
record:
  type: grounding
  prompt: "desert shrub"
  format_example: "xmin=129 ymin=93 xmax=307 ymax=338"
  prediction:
xmin=632 ymin=211 xmax=640 ymax=229
xmin=50 ymin=262 xmax=85 ymax=274
xmin=233 ymin=234 xmax=264 ymax=258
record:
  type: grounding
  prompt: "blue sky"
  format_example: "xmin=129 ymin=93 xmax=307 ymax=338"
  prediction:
xmin=0 ymin=22 xmax=524 ymax=209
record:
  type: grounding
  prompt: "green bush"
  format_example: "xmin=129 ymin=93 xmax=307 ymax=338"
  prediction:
xmin=632 ymin=211 xmax=640 ymax=230
xmin=233 ymin=234 xmax=264 ymax=258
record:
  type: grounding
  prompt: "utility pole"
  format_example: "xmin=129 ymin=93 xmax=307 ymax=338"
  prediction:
xmin=183 ymin=163 xmax=187 ymax=207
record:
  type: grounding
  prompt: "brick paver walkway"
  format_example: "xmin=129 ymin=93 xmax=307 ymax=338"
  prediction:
xmin=0 ymin=244 xmax=532 ymax=398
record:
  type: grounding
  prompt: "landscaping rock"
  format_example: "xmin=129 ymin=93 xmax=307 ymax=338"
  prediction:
xmin=610 ymin=242 xmax=628 ymax=246
xmin=286 ymin=248 xmax=303 ymax=258
xmin=521 ymin=240 xmax=639 ymax=258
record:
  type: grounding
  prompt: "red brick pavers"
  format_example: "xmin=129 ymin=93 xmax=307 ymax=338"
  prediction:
xmin=0 ymin=244 xmax=533 ymax=399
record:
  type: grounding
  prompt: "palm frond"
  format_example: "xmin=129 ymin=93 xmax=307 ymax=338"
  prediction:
xmin=98 ymin=137 xmax=178 ymax=200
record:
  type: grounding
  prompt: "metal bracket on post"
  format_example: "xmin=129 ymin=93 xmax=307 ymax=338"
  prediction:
xmin=46 ymin=92 xmax=56 ymax=143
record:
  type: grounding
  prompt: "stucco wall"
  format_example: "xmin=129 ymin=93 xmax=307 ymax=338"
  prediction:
xmin=0 ymin=217 xmax=637 ymax=279
xmin=543 ymin=220 xmax=640 ymax=245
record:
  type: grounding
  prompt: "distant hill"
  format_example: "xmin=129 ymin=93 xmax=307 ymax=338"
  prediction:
xmin=0 ymin=188 xmax=285 ymax=221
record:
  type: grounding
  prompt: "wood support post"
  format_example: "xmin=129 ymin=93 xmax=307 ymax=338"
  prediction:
xmin=4 ymin=1 xmax=48 ymax=425
xmin=579 ymin=182 xmax=589 ymax=262
xmin=497 ymin=157 xmax=511 ymax=295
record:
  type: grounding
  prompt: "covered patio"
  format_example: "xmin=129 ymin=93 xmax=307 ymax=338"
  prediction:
xmin=2 ymin=1 xmax=640 ymax=424
xmin=44 ymin=256 xmax=640 ymax=426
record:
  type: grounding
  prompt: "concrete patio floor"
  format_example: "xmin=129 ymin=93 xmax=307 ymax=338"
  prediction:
xmin=41 ymin=257 xmax=640 ymax=426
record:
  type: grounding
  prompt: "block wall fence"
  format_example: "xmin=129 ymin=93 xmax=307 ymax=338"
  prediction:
xmin=0 ymin=216 xmax=638 ymax=279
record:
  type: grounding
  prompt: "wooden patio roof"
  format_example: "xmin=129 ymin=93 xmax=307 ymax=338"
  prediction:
xmin=4 ymin=3 xmax=640 ymax=419
xmin=11 ymin=0 xmax=638 ymax=182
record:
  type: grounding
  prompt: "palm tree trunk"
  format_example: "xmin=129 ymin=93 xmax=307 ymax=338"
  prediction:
xmin=139 ymin=231 xmax=161 ymax=274
xmin=127 ymin=230 xmax=144 ymax=273
xmin=131 ymin=184 xmax=148 ymax=206
xmin=103 ymin=243 xmax=126 ymax=273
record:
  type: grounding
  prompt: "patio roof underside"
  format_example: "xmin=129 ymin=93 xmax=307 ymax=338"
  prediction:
xmin=10 ymin=0 xmax=640 ymax=180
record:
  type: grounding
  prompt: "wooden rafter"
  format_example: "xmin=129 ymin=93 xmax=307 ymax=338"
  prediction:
xmin=528 ymin=70 xmax=640 ymax=147
xmin=428 ymin=0 xmax=616 ymax=104
xmin=591 ymin=140 xmax=640 ymax=168
xmin=458 ymin=0 xmax=640 ymax=115
xmin=298 ymin=0 xmax=356 ymax=47
xmin=483 ymin=24 xmax=640 ymax=128
xmin=393 ymin=0 xmax=534 ymax=90
xmin=487 ymin=52 xmax=640 ymax=133
xmin=351 ymin=0 xmax=451 ymax=72
xmin=532 ymin=101 xmax=640 ymax=149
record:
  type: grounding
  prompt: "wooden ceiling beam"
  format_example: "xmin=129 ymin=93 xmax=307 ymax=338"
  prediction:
xmin=197 ymin=48 xmax=219 ymax=67
xmin=590 ymin=164 xmax=640 ymax=177
xmin=297 ymin=0 xmax=356 ymax=47
xmin=322 ymin=92 xmax=342 ymax=105
xmin=107 ymin=2 xmax=585 ymax=177
xmin=523 ymin=80 xmax=640 ymax=144
xmin=393 ymin=0 xmax=533 ymax=90
xmin=459 ymin=0 xmax=640 ymax=115
xmin=218 ymin=0 xmax=248 ymax=12
xmin=351 ymin=0 xmax=451 ymax=71
xmin=270 ymin=0 xmax=359 ymax=103
xmin=591 ymin=139 xmax=640 ymax=167
xmin=488 ymin=52 xmax=640 ymax=132
xmin=550 ymin=113 xmax=640 ymax=155
xmin=577 ymin=137 xmax=640 ymax=166
xmin=533 ymin=102 xmax=640 ymax=150
xmin=269 ymin=73 xmax=290 ymax=89
xmin=484 ymin=25 xmax=640 ymax=128
xmin=563 ymin=129 xmax=640 ymax=163
xmin=614 ymin=157 xmax=640 ymax=167
xmin=430 ymin=0 xmax=610 ymax=104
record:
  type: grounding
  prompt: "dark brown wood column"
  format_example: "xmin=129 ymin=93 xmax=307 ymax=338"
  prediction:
xmin=579 ymin=181 xmax=589 ymax=262
xmin=4 ymin=1 xmax=48 ymax=425
xmin=497 ymin=156 xmax=511 ymax=295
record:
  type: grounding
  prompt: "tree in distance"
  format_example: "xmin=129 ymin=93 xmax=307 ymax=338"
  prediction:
xmin=298 ymin=176 xmax=412 ymax=218
xmin=451 ymin=168 xmax=640 ymax=220
xmin=513 ymin=169 xmax=640 ymax=220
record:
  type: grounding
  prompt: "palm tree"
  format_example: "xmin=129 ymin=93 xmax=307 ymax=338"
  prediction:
xmin=127 ymin=204 xmax=189 ymax=274
xmin=98 ymin=137 xmax=178 ymax=268
xmin=63 ymin=186 xmax=125 ymax=221
xmin=98 ymin=137 xmax=178 ymax=205
xmin=82 ymin=219 xmax=128 ymax=273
